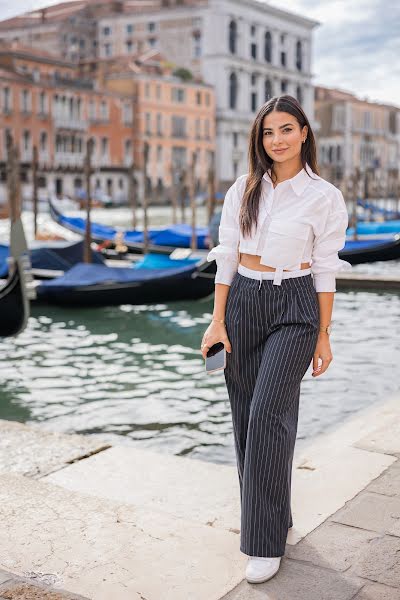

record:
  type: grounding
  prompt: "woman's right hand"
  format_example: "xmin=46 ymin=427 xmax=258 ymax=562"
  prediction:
xmin=200 ymin=321 xmax=232 ymax=360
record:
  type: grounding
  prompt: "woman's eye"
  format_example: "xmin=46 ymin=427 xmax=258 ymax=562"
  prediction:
xmin=283 ymin=128 xmax=292 ymax=132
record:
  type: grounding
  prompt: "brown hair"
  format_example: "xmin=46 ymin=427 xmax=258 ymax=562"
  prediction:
xmin=239 ymin=94 xmax=320 ymax=238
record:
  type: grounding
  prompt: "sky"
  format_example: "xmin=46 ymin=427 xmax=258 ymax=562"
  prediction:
xmin=0 ymin=0 xmax=398 ymax=107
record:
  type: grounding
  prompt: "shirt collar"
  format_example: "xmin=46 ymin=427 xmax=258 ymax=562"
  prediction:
xmin=262 ymin=162 xmax=318 ymax=196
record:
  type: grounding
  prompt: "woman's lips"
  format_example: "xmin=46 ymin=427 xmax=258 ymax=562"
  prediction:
xmin=273 ymin=148 xmax=288 ymax=154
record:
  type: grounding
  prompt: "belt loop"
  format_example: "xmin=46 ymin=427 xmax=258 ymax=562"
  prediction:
xmin=273 ymin=267 xmax=283 ymax=286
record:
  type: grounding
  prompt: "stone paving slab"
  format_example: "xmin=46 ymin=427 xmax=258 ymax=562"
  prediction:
xmin=352 ymin=582 xmax=400 ymax=599
xmin=44 ymin=445 xmax=242 ymax=534
xmin=0 ymin=473 xmax=245 ymax=600
xmin=285 ymin=520 xmax=379 ymax=571
xmin=219 ymin=557 xmax=364 ymax=600
xmin=0 ymin=580 xmax=89 ymax=599
xmin=0 ymin=420 xmax=110 ymax=479
xmin=354 ymin=418 xmax=400 ymax=457
xmin=330 ymin=491 xmax=400 ymax=537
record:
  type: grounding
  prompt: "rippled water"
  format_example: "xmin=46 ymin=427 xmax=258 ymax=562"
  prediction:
xmin=0 ymin=208 xmax=399 ymax=465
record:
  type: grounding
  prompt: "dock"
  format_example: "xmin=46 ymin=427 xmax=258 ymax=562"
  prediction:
xmin=0 ymin=393 xmax=399 ymax=599
xmin=337 ymin=272 xmax=400 ymax=291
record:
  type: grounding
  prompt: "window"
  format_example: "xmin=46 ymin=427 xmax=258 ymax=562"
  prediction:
xmin=204 ymin=119 xmax=210 ymax=139
xmin=100 ymin=100 xmax=109 ymax=120
xmin=228 ymin=20 xmax=237 ymax=54
xmin=39 ymin=91 xmax=47 ymax=114
xmin=145 ymin=83 xmax=150 ymax=98
xmin=250 ymin=24 xmax=256 ymax=36
xmin=251 ymin=91 xmax=257 ymax=112
xmin=281 ymin=51 xmax=286 ymax=67
xmin=296 ymin=85 xmax=303 ymax=105
xmin=171 ymin=115 xmax=186 ymax=138
xmin=264 ymin=31 xmax=272 ymax=63
xmin=280 ymin=33 xmax=285 ymax=44
xmin=123 ymin=102 xmax=132 ymax=124
xmin=171 ymin=87 xmax=186 ymax=102
xmin=124 ymin=139 xmax=132 ymax=157
xmin=22 ymin=130 xmax=31 ymax=151
xmin=148 ymin=38 xmax=157 ymax=48
xmin=21 ymin=89 xmax=31 ymax=113
xmin=126 ymin=23 xmax=134 ymax=34
xmin=296 ymin=40 xmax=302 ymax=71
xmin=229 ymin=72 xmax=238 ymax=109
xmin=156 ymin=113 xmax=162 ymax=135
xmin=251 ymin=72 xmax=257 ymax=86
xmin=148 ymin=22 xmax=156 ymax=31
xmin=104 ymin=43 xmax=112 ymax=57
xmin=265 ymin=78 xmax=272 ymax=101
xmin=101 ymin=137 xmax=109 ymax=158
xmin=157 ymin=145 xmax=162 ymax=162
xmin=195 ymin=118 xmax=200 ymax=139
xmin=126 ymin=40 xmax=133 ymax=52
xmin=196 ymin=91 xmax=201 ymax=105
xmin=89 ymin=99 xmax=96 ymax=120
xmin=3 ymin=87 xmax=11 ymax=112
xmin=251 ymin=42 xmax=257 ymax=60
xmin=192 ymin=31 xmax=201 ymax=58
xmin=39 ymin=131 xmax=47 ymax=152
xmin=103 ymin=26 xmax=111 ymax=36
xmin=205 ymin=92 xmax=210 ymax=106
xmin=233 ymin=132 xmax=238 ymax=148
xmin=281 ymin=79 xmax=288 ymax=93
xmin=145 ymin=112 xmax=151 ymax=134
xmin=156 ymin=84 xmax=161 ymax=99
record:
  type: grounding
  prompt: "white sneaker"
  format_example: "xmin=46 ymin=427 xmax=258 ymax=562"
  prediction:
xmin=245 ymin=556 xmax=281 ymax=583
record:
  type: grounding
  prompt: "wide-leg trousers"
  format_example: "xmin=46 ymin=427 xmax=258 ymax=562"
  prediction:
xmin=224 ymin=269 xmax=320 ymax=557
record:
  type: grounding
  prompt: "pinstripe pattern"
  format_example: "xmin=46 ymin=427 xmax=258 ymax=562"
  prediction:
xmin=224 ymin=270 xmax=319 ymax=557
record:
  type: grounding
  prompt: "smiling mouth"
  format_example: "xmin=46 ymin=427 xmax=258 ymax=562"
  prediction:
xmin=273 ymin=148 xmax=289 ymax=152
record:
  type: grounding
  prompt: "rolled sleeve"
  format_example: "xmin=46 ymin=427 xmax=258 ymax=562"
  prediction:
xmin=207 ymin=182 xmax=240 ymax=286
xmin=311 ymin=189 xmax=352 ymax=292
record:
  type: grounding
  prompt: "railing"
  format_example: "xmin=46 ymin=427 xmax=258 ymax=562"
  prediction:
xmin=54 ymin=152 xmax=85 ymax=166
xmin=54 ymin=116 xmax=88 ymax=131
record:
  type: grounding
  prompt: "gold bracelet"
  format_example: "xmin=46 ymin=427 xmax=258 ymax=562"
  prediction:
xmin=212 ymin=318 xmax=225 ymax=324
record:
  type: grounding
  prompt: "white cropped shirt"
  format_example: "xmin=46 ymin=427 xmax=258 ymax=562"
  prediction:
xmin=206 ymin=163 xmax=352 ymax=292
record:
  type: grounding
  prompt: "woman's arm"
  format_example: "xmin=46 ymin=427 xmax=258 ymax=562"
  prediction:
xmin=312 ymin=291 xmax=334 ymax=377
xmin=200 ymin=283 xmax=232 ymax=360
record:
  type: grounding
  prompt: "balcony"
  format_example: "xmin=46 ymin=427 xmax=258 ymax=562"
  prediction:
xmin=54 ymin=116 xmax=87 ymax=131
xmin=55 ymin=152 xmax=85 ymax=167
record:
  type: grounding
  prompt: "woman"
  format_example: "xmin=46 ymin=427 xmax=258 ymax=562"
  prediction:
xmin=201 ymin=95 xmax=351 ymax=584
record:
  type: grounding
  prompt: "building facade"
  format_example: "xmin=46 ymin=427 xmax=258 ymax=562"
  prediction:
xmin=315 ymin=86 xmax=400 ymax=196
xmin=97 ymin=0 xmax=318 ymax=187
xmin=0 ymin=44 xmax=134 ymax=205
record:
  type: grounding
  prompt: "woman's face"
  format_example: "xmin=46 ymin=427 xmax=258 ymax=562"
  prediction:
xmin=262 ymin=110 xmax=308 ymax=164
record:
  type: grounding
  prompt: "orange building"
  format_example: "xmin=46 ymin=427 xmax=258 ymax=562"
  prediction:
xmin=81 ymin=50 xmax=216 ymax=202
xmin=0 ymin=42 xmax=134 ymax=205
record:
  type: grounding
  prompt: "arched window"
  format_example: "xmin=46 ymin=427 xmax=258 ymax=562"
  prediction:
xmin=264 ymin=31 xmax=272 ymax=62
xmin=229 ymin=72 xmax=238 ymax=109
xmin=265 ymin=78 xmax=272 ymax=101
xmin=296 ymin=85 xmax=303 ymax=105
xmin=296 ymin=40 xmax=302 ymax=70
xmin=228 ymin=20 xmax=237 ymax=54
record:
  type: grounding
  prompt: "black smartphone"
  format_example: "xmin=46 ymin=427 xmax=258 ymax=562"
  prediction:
xmin=205 ymin=342 xmax=226 ymax=374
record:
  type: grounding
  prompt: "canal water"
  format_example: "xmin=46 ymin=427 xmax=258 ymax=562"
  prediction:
xmin=0 ymin=207 xmax=399 ymax=466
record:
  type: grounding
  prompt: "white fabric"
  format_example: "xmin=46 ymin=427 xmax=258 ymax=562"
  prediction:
xmin=206 ymin=163 xmax=352 ymax=292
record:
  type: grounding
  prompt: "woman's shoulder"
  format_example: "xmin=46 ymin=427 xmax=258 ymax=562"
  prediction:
xmin=308 ymin=172 xmax=346 ymax=211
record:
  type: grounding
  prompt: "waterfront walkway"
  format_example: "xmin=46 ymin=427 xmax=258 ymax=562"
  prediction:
xmin=0 ymin=393 xmax=399 ymax=599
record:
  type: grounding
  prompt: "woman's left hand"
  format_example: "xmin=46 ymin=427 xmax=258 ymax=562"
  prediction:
xmin=312 ymin=333 xmax=332 ymax=377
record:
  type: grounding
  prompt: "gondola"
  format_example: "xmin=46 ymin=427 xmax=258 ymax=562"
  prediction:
xmin=0 ymin=217 xmax=35 ymax=337
xmin=49 ymin=198 xmax=210 ymax=255
xmin=339 ymin=235 xmax=400 ymax=264
xmin=35 ymin=257 xmax=216 ymax=307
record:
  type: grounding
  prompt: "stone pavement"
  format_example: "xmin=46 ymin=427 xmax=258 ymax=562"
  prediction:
xmin=0 ymin=393 xmax=399 ymax=599
xmin=220 ymin=457 xmax=400 ymax=600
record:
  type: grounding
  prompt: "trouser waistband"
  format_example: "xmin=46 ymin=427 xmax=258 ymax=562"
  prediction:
xmin=237 ymin=264 xmax=312 ymax=290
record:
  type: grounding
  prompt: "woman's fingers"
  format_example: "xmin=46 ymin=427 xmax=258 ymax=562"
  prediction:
xmin=312 ymin=353 xmax=332 ymax=377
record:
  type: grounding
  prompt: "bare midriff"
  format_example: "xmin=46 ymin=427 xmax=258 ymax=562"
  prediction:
xmin=239 ymin=252 xmax=311 ymax=272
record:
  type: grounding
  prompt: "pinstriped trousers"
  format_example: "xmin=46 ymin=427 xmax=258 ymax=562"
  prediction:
xmin=224 ymin=270 xmax=319 ymax=557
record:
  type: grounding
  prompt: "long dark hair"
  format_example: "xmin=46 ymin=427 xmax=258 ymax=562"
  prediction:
xmin=239 ymin=95 xmax=320 ymax=238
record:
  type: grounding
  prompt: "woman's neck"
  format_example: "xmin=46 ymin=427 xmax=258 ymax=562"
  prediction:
xmin=271 ymin=159 xmax=304 ymax=185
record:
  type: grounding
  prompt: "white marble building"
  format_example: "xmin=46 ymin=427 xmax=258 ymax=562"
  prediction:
xmin=98 ymin=0 xmax=319 ymax=187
